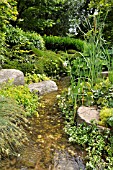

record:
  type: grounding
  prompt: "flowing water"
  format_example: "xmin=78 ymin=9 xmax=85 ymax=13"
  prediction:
xmin=0 ymin=77 xmax=85 ymax=170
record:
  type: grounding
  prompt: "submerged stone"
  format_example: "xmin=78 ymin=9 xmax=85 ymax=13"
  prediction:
xmin=53 ymin=150 xmax=85 ymax=170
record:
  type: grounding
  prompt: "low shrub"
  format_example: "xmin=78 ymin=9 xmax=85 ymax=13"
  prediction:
xmin=2 ymin=48 xmax=68 ymax=76
xmin=43 ymin=35 xmax=86 ymax=52
xmin=0 ymin=97 xmax=28 ymax=158
xmin=0 ymin=82 xmax=39 ymax=116
xmin=2 ymin=25 xmax=45 ymax=74
xmin=32 ymin=48 xmax=67 ymax=77
xmin=5 ymin=25 xmax=45 ymax=50
xmin=2 ymin=59 xmax=36 ymax=75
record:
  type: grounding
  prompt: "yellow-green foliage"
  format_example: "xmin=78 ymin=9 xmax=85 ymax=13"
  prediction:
xmin=25 ymin=73 xmax=49 ymax=84
xmin=99 ymin=107 xmax=113 ymax=126
xmin=0 ymin=82 xmax=39 ymax=116
xmin=0 ymin=97 xmax=28 ymax=157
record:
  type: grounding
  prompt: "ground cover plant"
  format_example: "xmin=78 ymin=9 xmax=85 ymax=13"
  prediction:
xmin=0 ymin=75 xmax=41 ymax=158
xmin=25 ymin=73 xmax=50 ymax=84
xmin=0 ymin=82 xmax=39 ymax=117
xmin=65 ymin=122 xmax=113 ymax=169
xmin=0 ymin=97 xmax=28 ymax=158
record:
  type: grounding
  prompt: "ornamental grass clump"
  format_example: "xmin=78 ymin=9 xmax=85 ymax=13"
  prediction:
xmin=0 ymin=97 xmax=28 ymax=158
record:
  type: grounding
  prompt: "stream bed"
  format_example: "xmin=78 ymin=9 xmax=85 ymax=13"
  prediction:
xmin=0 ymin=77 xmax=85 ymax=170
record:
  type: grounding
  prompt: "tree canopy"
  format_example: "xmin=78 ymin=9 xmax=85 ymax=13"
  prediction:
xmin=0 ymin=0 xmax=113 ymax=42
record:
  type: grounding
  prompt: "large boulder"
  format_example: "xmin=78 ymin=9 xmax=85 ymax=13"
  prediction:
xmin=28 ymin=80 xmax=58 ymax=95
xmin=0 ymin=69 xmax=24 ymax=85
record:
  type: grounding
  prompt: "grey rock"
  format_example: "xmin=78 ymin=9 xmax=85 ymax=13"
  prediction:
xmin=20 ymin=167 xmax=28 ymax=170
xmin=77 ymin=106 xmax=99 ymax=124
xmin=75 ymin=156 xmax=86 ymax=170
xmin=78 ymin=106 xmax=109 ymax=131
xmin=53 ymin=150 xmax=85 ymax=170
xmin=28 ymin=80 xmax=58 ymax=95
xmin=0 ymin=69 xmax=24 ymax=85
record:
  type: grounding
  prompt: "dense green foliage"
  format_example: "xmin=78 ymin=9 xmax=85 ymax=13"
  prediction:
xmin=0 ymin=0 xmax=18 ymax=66
xmin=25 ymin=73 xmax=49 ymax=84
xmin=5 ymin=25 xmax=45 ymax=50
xmin=16 ymin=0 xmax=70 ymax=36
xmin=0 ymin=97 xmax=28 ymax=158
xmin=43 ymin=36 xmax=86 ymax=52
xmin=99 ymin=107 xmax=113 ymax=126
xmin=1 ymin=25 xmax=45 ymax=74
xmin=58 ymin=77 xmax=113 ymax=126
xmin=2 ymin=48 xmax=67 ymax=76
xmin=65 ymin=123 xmax=113 ymax=169
xmin=0 ymin=82 xmax=39 ymax=116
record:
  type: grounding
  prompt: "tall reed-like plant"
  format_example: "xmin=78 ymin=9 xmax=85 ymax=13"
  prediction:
xmin=67 ymin=11 xmax=111 ymax=123
xmin=82 ymin=13 xmax=108 ymax=86
xmin=68 ymin=56 xmax=86 ymax=125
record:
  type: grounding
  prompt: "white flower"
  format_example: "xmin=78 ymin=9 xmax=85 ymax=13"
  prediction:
xmin=63 ymin=61 xmax=68 ymax=67
xmin=94 ymin=10 xmax=98 ymax=16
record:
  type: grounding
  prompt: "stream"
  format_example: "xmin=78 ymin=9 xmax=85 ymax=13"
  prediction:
xmin=0 ymin=77 xmax=85 ymax=170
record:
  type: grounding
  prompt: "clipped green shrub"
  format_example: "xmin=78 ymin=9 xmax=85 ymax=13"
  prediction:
xmin=0 ymin=97 xmax=28 ymax=158
xmin=25 ymin=31 xmax=45 ymax=50
xmin=0 ymin=82 xmax=39 ymax=116
xmin=43 ymin=35 xmax=86 ymax=52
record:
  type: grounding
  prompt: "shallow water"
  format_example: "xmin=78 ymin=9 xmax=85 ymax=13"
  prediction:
xmin=0 ymin=77 xmax=85 ymax=170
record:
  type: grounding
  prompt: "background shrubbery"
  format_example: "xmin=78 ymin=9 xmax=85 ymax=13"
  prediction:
xmin=5 ymin=25 xmax=45 ymax=50
xmin=43 ymin=36 xmax=86 ymax=52
xmin=2 ymin=48 xmax=68 ymax=76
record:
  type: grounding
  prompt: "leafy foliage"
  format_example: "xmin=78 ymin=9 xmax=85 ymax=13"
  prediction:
xmin=25 ymin=73 xmax=50 ymax=84
xmin=65 ymin=122 xmax=113 ymax=169
xmin=0 ymin=82 xmax=39 ymax=116
xmin=0 ymin=0 xmax=18 ymax=67
xmin=78 ymin=78 xmax=113 ymax=108
xmin=32 ymin=49 xmax=66 ymax=76
xmin=15 ymin=0 xmax=70 ymax=36
xmin=99 ymin=107 xmax=113 ymax=126
xmin=5 ymin=25 xmax=45 ymax=50
xmin=0 ymin=97 xmax=28 ymax=158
